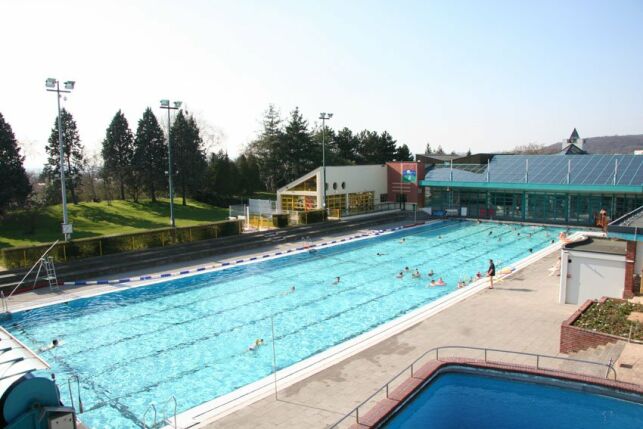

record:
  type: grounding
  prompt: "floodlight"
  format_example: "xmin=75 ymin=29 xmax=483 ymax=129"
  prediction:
xmin=45 ymin=78 xmax=56 ymax=88
xmin=64 ymin=81 xmax=75 ymax=90
xmin=160 ymin=99 xmax=170 ymax=107
xmin=328 ymin=113 xmax=333 ymax=118
xmin=173 ymin=101 xmax=182 ymax=108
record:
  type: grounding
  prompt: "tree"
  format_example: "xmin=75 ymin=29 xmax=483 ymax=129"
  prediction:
xmin=171 ymin=111 xmax=207 ymax=205
xmin=424 ymin=142 xmax=433 ymax=155
xmin=435 ymin=145 xmax=445 ymax=155
xmin=245 ymin=105 xmax=284 ymax=191
xmin=205 ymin=151 xmax=239 ymax=197
xmin=466 ymin=148 xmax=472 ymax=156
xmin=335 ymin=127 xmax=360 ymax=164
xmin=0 ymin=113 xmax=31 ymax=213
xmin=235 ymin=153 xmax=263 ymax=196
xmin=43 ymin=108 xmax=84 ymax=204
xmin=133 ymin=108 xmax=167 ymax=202
xmin=395 ymin=144 xmax=413 ymax=161
xmin=101 ymin=110 xmax=134 ymax=200
xmin=282 ymin=107 xmax=315 ymax=183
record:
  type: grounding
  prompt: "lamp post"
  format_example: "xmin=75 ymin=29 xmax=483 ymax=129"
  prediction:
xmin=160 ymin=99 xmax=182 ymax=228
xmin=319 ymin=112 xmax=333 ymax=210
xmin=45 ymin=78 xmax=75 ymax=241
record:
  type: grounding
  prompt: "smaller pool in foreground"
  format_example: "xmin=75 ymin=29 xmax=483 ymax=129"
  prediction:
xmin=383 ymin=369 xmax=643 ymax=429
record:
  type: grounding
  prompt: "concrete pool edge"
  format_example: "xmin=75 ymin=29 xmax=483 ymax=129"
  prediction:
xmin=350 ymin=359 xmax=643 ymax=429
xmin=172 ymin=230 xmax=579 ymax=429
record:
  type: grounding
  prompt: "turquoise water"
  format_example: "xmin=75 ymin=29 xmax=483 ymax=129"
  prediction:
xmin=383 ymin=371 xmax=643 ymax=428
xmin=3 ymin=221 xmax=562 ymax=428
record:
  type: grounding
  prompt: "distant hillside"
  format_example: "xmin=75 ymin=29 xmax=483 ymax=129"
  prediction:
xmin=544 ymin=134 xmax=643 ymax=154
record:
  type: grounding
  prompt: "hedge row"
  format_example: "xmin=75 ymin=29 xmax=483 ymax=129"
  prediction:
xmin=1 ymin=219 xmax=242 ymax=269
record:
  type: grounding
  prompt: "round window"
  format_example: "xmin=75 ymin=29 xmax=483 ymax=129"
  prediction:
xmin=333 ymin=182 xmax=338 ymax=190
xmin=341 ymin=181 xmax=346 ymax=189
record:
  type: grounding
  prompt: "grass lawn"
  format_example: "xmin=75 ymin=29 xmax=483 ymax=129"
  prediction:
xmin=0 ymin=199 xmax=228 ymax=248
xmin=574 ymin=298 xmax=643 ymax=341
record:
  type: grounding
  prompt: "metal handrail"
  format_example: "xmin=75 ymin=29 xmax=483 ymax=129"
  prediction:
xmin=162 ymin=395 xmax=178 ymax=429
xmin=330 ymin=345 xmax=618 ymax=428
xmin=0 ymin=291 xmax=7 ymax=313
xmin=66 ymin=374 xmax=84 ymax=414
xmin=142 ymin=403 xmax=157 ymax=429
xmin=7 ymin=240 xmax=60 ymax=299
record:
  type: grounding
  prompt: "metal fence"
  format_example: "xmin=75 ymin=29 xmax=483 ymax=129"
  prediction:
xmin=330 ymin=345 xmax=618 ymax=428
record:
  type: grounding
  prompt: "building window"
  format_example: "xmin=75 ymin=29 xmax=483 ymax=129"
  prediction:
xmin=349 ymin=192 xmax=374 ymax=214
xmin=341 ymin=181 xmax=346 ymax=189
xmin=325 ymin=194 xmax=347 ymax=211
xmin=290 ymin=176 xmax=317 ymax=192
xmin=380 ymin=193 xmax=388 ymax=203
xmin=333 ymin=182 xmax=338 ymax=190
xmin=280 ymin=195 xmax=317 ymax=211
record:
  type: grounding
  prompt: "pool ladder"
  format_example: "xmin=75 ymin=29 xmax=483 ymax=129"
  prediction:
xmin=142 ymin=395 xmax=177 ymax=429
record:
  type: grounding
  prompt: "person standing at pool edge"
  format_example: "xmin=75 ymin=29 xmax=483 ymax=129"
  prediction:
xmin=488 ymin=259 xmax=495 ymax=289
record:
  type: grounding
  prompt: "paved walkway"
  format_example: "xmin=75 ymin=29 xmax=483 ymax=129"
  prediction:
xmin=207 ymin=254 xmax=583 ymax=428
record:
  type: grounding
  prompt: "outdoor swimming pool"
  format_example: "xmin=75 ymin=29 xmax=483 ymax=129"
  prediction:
xmin=382 ymin=370 xmax=643 ymax=428
xmin=2 ymin=221 xmax=563 ymax=428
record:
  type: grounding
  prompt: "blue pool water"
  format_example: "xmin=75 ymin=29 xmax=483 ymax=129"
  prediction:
xmin=382 ymin=371 xmax=643 ymax=429
xmin=3 ymin=221 xmax=562 ymax=428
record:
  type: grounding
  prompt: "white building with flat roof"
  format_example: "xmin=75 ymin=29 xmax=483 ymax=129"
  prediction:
xmin=276 ymin=165 xmax=388 ymax=215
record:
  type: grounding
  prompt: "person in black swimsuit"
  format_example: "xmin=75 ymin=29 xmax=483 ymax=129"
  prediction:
xmin=488 ymin=259 xmax=496 ymax=289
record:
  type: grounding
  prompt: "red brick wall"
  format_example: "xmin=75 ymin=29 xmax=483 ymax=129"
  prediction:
xmin=386 ymin=162 xmax=425 ymax=206
xmin=560 ymin=297 xmax=620 ymax=354
xmin=623 ymin=241 xmax=637 ymax=299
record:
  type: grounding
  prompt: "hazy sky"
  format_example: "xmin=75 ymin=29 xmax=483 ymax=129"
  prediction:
xmin=2 ymin=0 xmax=642 ymax=171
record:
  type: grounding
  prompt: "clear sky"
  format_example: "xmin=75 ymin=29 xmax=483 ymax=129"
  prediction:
xmin=1 ymin=0 xmax=642 ymax=171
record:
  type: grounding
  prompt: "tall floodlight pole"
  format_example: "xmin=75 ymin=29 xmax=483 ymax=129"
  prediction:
xmin=160 ymin=99 xmax=182 ymax=228
xmin=319 ymin=112 xmax=333 ymax=210
xmin=46 ymin=78 xmax=75 ymax=241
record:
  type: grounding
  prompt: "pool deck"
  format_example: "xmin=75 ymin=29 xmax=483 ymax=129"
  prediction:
xmin=205 ymin=252 xmax=636 ymax=429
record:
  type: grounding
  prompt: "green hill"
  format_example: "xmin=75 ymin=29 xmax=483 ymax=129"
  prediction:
xmin=0 ymin=199 xmax=228 ymax=248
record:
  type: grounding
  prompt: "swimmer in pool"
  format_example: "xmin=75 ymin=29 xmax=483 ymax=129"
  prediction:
xmin=281 ymin=286 xmax=296 ymax=296
xmin=333 ymin=276 xmax=341 ymax=285
xmin=396 ymin=271 xmax=404 ymax=279
xmin=399 ymin=238 xmax=406 ymax=244
xmin=404 ymin=266 xmax=410 ymax=272
xmin=412 ymin=269 xmax=421 ymax=279
xmin=39 ymin=339 xmax=61 ymax=352
xmin=435 ymin=277 xmax=446 ymax=286
xmin=428 ymin=269 xmax=434 ymax=277
xmin=428 ymin=280 xmax=436 ymax=287
xmin=248 ymin=338 xmax=265 ymax=351
xmin=377 ymin=252 xmax=385 ymax=256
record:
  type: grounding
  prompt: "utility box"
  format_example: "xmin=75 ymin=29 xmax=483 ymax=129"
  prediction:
xmin=48 ymin=413 xmax=76 ymax=429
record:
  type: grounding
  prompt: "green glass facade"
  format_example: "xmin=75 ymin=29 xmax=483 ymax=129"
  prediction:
xmin=427 ymin=187 xmax=643 ymax=226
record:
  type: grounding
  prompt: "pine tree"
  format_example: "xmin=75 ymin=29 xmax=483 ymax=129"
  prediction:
xmin=395 ymin=144 xmax=413 ymax=161
xmin=282 ymin=107 xmax=314 ymax=183
xmin=235 ymin=154 xmax=262 ymax=196
xmin=377 ymin=131 xmax=398 ymax=163
xmin=205 ymin=151 xmax=239 ymax=197
xmin=171 ymin=112 xmax=207 ymax=205
xmin=133 ymin=108 xmax=167 ymax=202
xmin=245 ymin=105 xmax=284 ymax=191
xmin=101 ymin=110 xmax=134 ymax=200
xmin=356 ymin=130 xmax=380 ymax=164
xmin=335 ymin=127 xmax=360 ymax=164
xmin=424 ymin=142 xmax=433 ymax=155
xmin=0 ymin=113 xmax=31 ymax=213
xmin=43 ymin=108 xmax=84 ymax=204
